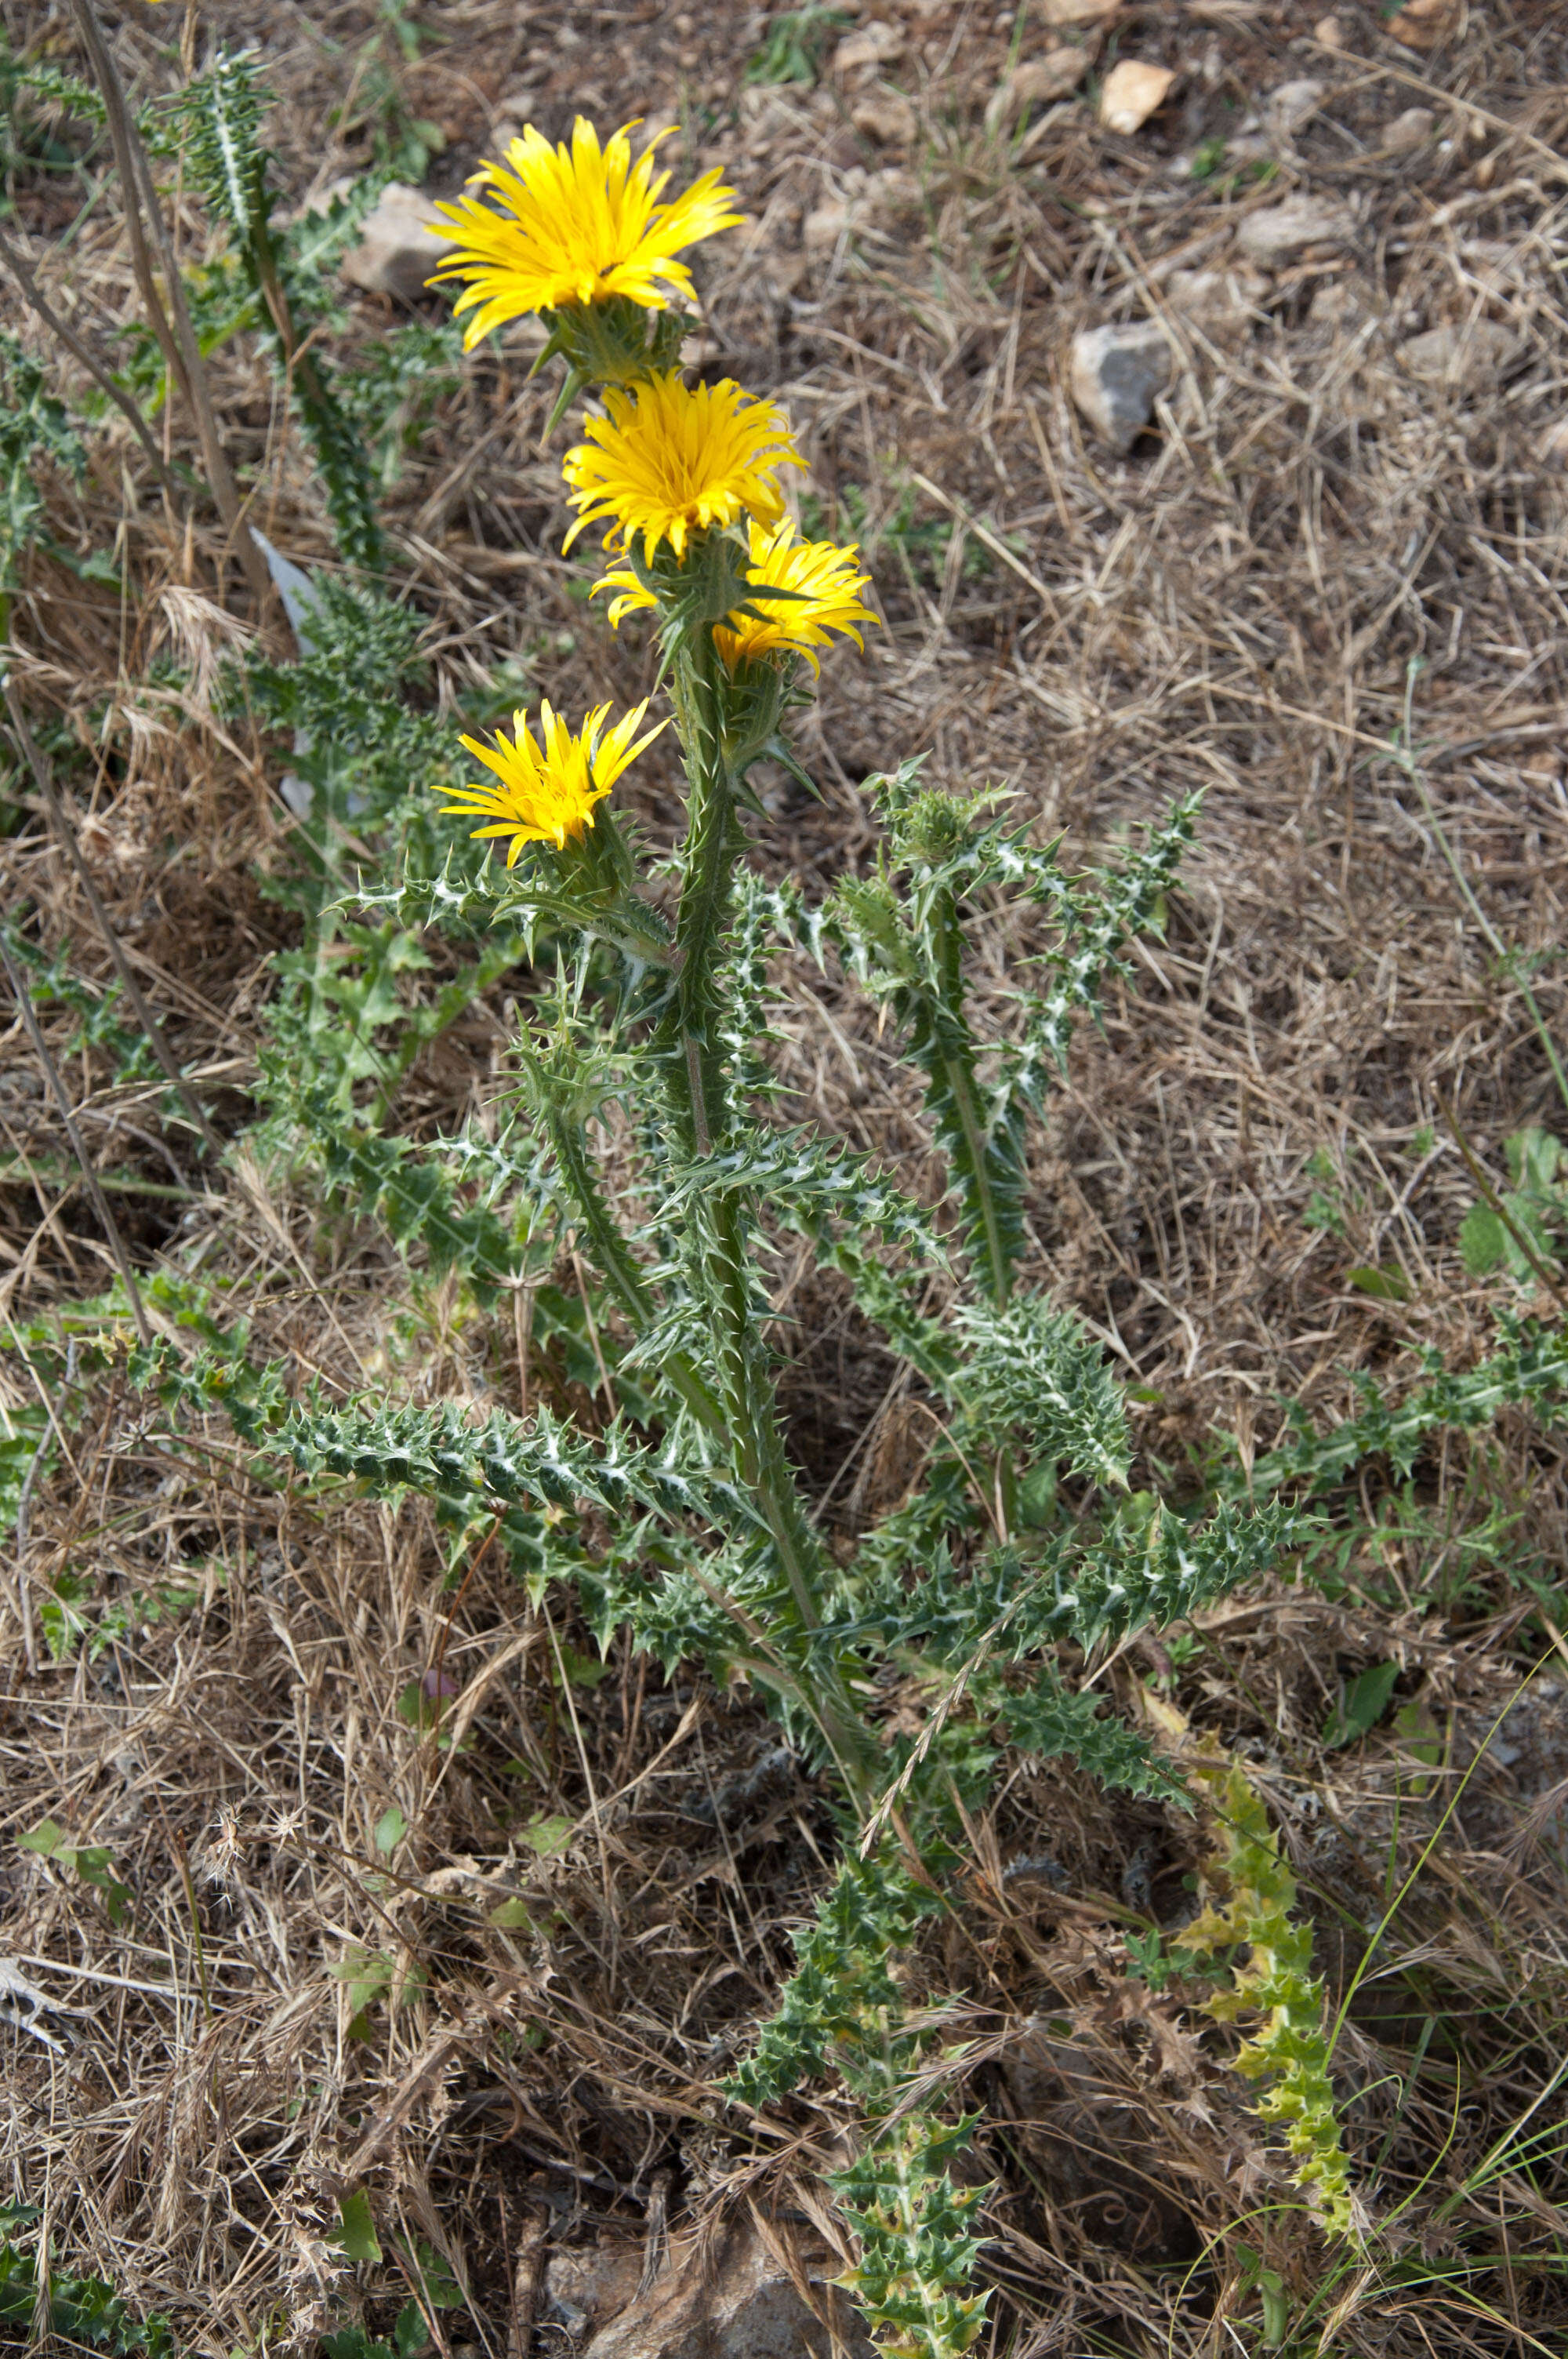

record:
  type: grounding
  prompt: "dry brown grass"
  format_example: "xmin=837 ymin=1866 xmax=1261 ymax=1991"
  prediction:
xmin=4 ymin=2 xmax=1568 ymax=2354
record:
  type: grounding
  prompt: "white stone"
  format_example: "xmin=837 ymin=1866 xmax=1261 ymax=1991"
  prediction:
xmin=1163 ymin=264 xmax=1268 ymax=330
xmin=987 ymin=46 xmax=1094 ymax=129
xmin=851 ymin=90 xmax=917 ymax=145
xmin=1098 ymin=60 xmax=1176 ymax=135
xmin=1381 ymin=105 xmax=1436 ymax=155
xmin=867 ymin=167 xmax=922 ymax=222
xmin=1235 ymin=193 xmax=1355 ymax=265
xmin=1041 ymin=0 xmax=1119 ymax=22
xmin=833 ymin=22 xmax=906 ymax=75
xmin=582 ymin=2222 xmax=873 ymax=2359
xmin=339 ymin=182 xmax=454 ymax=302
xmin=1398 ymin=319 xmax=1519 ymax=386
xmin=804 ymin=202 xmax=853 ymax=254
xmin=1263 ymin=78 xmax=1324 ymax=138
xmin=1307 ymin=276 xmax=1373 ymax=328
xmin=1069 ymin=320 xmax=1173 ymax=453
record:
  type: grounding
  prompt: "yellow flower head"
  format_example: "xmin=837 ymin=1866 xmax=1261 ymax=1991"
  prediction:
xmin=427 ymin=117 xmax=742 ymax=346
xmin=598 ymin=514 xmax=872 ymax=665
xmin=441 ymin=700 xmax=666 ymax=863
xmin=562 ymin=373 xmax=803 ymax=565
xmin=599 ymin=517 xmax=877 ymax=672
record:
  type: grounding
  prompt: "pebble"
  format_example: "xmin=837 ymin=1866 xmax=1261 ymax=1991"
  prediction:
xmin=833 ymin=22 xmax=906 ymax=75
xmin=851 ymin=90 xmax=916 ymax=145
xmin=985 ymin=46 xmax=1092 ymax=130
xmin=1163 ymin=264 xmax=1269 ymax=332
xmin=1069 ymin=320 xmax=1174 ymax=454
xmin=804 ymin=202 xmax=852 ymax=254
xmin=868 ymin=167 xmax=922 ymax=222
xmin=1236 ymin=192 xmax=1356 ymax=265
xmin=1307 ymin=277 xmax=1374 ymax=329
xmin=581 ymin=2221 xmax=873 ymax=2359
xmin=339 ymin=181 xmax=454 ymax=302
xmin=1263 ymin=78 xmax=1324 ymax=139
xmin=1386 ymin=0 xmax=1460 ymax=51
xmin=1398 ymin=319 xmax=1519 ymax=387
xmin=1381 ymin=105 xmax=1436 ymax=155
xmin=1099 ymin=60 xmax=1177 ymax=136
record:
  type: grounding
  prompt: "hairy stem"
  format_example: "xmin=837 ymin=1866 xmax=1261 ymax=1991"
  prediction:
xmin=928 ymin=885 xmax=1014 ymax=1306
xmin=661 ymin=634 xmax=877 ymax=1799
xmin=545 ymin=1109 xmax=728 ymax=1434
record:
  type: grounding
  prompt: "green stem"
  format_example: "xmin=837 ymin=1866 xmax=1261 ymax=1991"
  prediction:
xmin=929 ymin=885 xmax=1014 ymax=1307
xmin=546 ymin=1108 xmax=728 ymax=1433
xmin=660 ymin=632 xmax=877 ymax=1801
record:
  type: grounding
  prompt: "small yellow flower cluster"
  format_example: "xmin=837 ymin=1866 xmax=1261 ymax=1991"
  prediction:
xmin=431 ymin=118 xmax=876 ymax=864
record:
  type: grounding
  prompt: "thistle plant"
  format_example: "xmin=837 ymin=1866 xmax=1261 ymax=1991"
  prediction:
xmin=369 ymin=112 xmax=1322 ymax=2350
xmin=111 ymin=114 xmax=1327 ymax=2354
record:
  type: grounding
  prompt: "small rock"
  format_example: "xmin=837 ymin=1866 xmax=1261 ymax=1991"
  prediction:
xmin=986 ymin=46 xmax=1092 ymax=130
xmin=546 ymin=2244 xmax=644 ymax=2338
xmin=340 ymin=181 xmax=454 ymax=302
xmin=1381 ymin=105 xmax=1435 ymax=155
xmin=1263 ymin=78 xmax=1324 ymax=139
xmin=1307 ymin=276 xmax=1373 ymax=329
xmin=1236 ymin=193 xmax=1356 ymax=266
xmin=804 ymin=202 xmax=852 ymax=254
xmin=1163 ymin=264 xmax=1268 ymax=331
xmin=1069 ymin=320 xmax=1173 ymax=454
xmin=833 ymin=22 xmax=906 ymax=76
xmin=581 ymin=2221 xmax=873 ymax=2359
xmin=739 ymin=84 xmax=792 ymax=136
xmin=851 ymin=90 xmax=917 ymax=145
xmin=1397 ymin=319 xmax=1519 ymax=387
xmin=1098 ymin=59 xmax=1176 ymax=135
xmin=1385 ymin=0 xmax=1459 ymax=49
xmin=1314 ymin=13 xmax=1346 ymax=45
xmin=1041 ymin=0 xmax=1118 ymax=22
xmin=866 ymin=167 xmax=922 ymax=224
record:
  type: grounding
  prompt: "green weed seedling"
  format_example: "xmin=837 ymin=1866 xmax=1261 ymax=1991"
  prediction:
xmin=0 ymin=2207 xmax=172 ymax=2359
xmin=1322 ymin=1659 xmax=1400 ymax=1750
xmin=16 ymin=1817 xmax=132 ymax=1928
xmin=1461 ymin=1125 xmax=1568 ymax=1285
xmin=744 ymin=7 xmax=850 ymax=88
